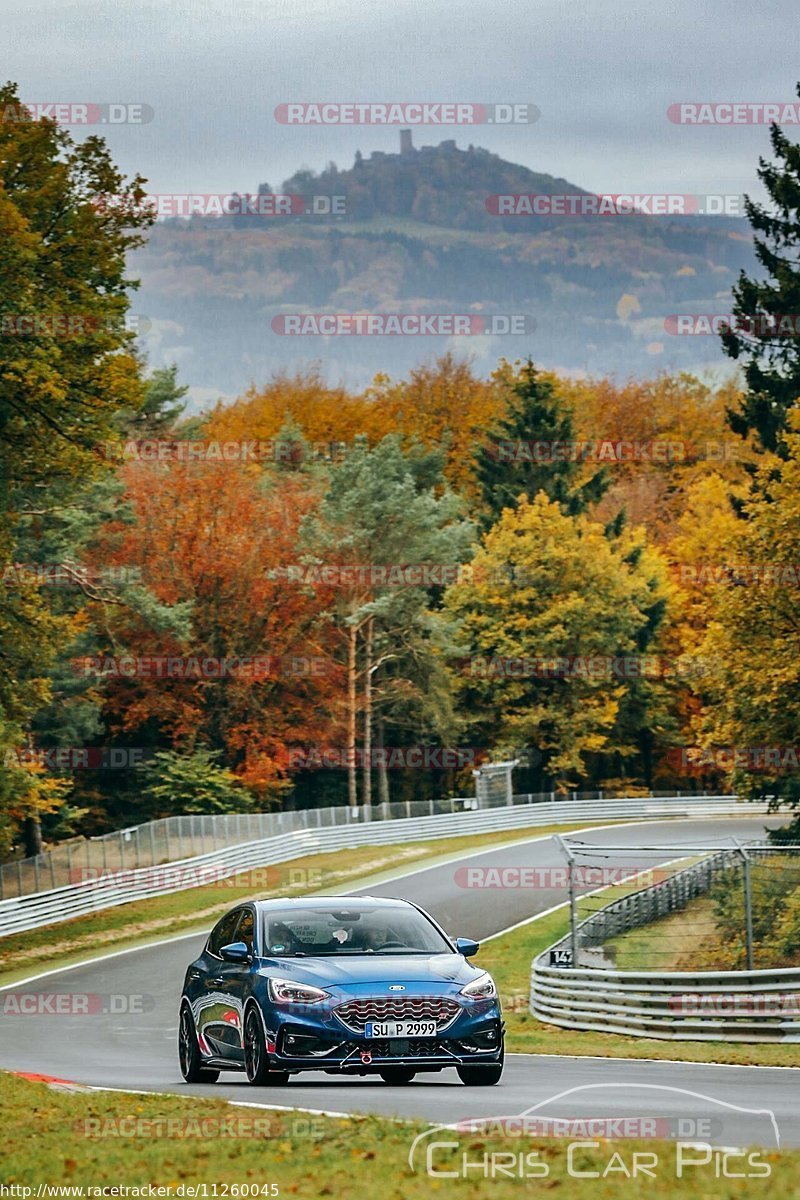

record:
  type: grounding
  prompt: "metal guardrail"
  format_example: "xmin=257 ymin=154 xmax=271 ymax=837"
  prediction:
xmin=530 ymin=844 xmax=800 ymax=1043
xmin=0 ymin=793 xmax=757 ymax=937
xmin=530 ymin=960 xmax=800 ymax=1043
xmin=0 ymin=788 xmax=733 ymax=901
xmin=1 ymin=800 xmax=478 ymax=900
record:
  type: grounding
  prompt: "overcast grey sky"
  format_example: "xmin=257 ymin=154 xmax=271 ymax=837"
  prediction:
xmin=4 ymin=0 xmax=797 ymax=199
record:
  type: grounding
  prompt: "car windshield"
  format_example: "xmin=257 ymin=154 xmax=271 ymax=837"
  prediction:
xmin=260 ymin=904 xmax=452 ymax=957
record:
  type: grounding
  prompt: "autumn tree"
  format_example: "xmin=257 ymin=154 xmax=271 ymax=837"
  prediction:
xmin=445 ymin=492 xmax=671 ymax=787
xmin=693 ymin=412 xmax=800 ymax=825
xmin=203 ymin=369 xmax=384 ymax=460
xmin=0 ymin=81 xmax=152 ymax=852
xmin=722 ymin=83 xmax=800 ymax=455
xmin=91 ymin=458 xmax=339 ymax=810
xmin=560 ymin=373 xmax=754 ymax=542
xmin=299 ymin=437 xmax=473 ymax=809
xmin=366 ymin=354 xmax=506 ymax=495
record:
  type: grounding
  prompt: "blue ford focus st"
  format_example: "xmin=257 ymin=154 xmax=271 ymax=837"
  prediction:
xmin=179 ymin=896 xmax=504 ymax=1086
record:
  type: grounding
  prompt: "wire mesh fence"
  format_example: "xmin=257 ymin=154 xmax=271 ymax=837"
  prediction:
xmin=556 ymin=840 xmax=800 ymax=972
xmin=0 ymin=787 xmax=730 ymax=901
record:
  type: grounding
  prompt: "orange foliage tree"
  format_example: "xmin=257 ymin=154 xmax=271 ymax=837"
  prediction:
xmin=93 ymin=460 xmax=343 ymax=799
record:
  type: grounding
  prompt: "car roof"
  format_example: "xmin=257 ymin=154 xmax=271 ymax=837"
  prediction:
xmin=252 ymin=896 xmax=414 ymax=911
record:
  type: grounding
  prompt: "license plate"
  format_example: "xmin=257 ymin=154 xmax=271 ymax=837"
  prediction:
xmin=364 ymin=1020 xmax=437 ymax=1038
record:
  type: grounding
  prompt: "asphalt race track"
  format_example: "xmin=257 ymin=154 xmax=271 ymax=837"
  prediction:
xmin=1 ymin=816 xmax=798 ymax=1148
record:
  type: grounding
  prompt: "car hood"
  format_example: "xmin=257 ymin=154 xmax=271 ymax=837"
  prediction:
xmin=257 ymin=952 xmax=480 ymax=988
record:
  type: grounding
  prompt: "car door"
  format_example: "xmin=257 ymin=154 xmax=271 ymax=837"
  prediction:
xmin=195 ymin=908 xmax=243 ymax=1063
xmin=216 ymin=906 xmax=256 ymax=1063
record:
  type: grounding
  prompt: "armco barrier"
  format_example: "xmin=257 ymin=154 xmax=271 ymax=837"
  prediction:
xmin=530 ymin=960 xmax=800 ymax=1043
xmin=0 ymin=788 xmax=744 ymax=900
xmin=0 ymin=794 xmax=762 ymax=937
xmin=530 ymin=844 xmax=800 ymax=1044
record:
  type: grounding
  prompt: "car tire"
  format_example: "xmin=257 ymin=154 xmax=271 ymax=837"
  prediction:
xmin=179 ymin=1006 xmax=220 ymax=1084
xmin=378 ymin=1068 xmax=416 ymax=1085
xmin=244 ymin=1007 xmax=290 ymax=1086
xmin=456 ymin=1054 xmax=504 ymax=1086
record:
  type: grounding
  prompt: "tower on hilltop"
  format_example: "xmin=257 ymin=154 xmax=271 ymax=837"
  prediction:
xmin=400 ymin=128 xmax=413 ymax=156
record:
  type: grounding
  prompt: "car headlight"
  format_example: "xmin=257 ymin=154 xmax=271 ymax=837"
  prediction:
xmin=460 ymin=972 xmax=497 ymax=1000
xmin=268 ymin=978 xmax=330 ymax=1005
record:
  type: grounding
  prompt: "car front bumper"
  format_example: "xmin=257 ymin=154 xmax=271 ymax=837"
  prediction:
xmin=270 ymin=1010 xmax=504 ymax=1071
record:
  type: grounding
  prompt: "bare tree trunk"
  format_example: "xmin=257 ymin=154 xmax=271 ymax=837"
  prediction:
xmin=347 ymin=624 xmax=358 ymax=809
xmin=377 ymin=716 xmax=390 ymax=811
xmin=362 ymin=617 xmax=374 ymax=813
xmin=23 ymin=815 xmax=43 ymax=858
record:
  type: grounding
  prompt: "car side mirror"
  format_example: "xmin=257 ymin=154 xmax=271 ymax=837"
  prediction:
xmin=220 ymin=941 xmax=251 ymax=963
xmin=455 ymin=937 xmax=480 ymax=957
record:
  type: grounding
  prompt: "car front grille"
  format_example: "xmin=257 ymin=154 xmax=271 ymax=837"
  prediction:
xmin=363 ymin=1039 xmax=454 ymax=1059
xmin=334 ymin=995 xmax=461 ymax=1034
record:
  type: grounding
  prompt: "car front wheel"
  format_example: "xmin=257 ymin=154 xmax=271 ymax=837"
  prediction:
xmin=179 ymin=1006 xmax=220 ymax=1084
xmin=244 ymin=1007 xmax=289 ymax=1087
xmin=456 ymin=1053 xmax=504 ymax=1086
xmin=378 ymin=1068 xmax=416 ymax=1085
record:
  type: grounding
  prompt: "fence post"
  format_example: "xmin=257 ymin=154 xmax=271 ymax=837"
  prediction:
xmin=736 ymin=843 xmax=755 ymax=971
xmin=555 ymin=835 xmax=578 ymax=966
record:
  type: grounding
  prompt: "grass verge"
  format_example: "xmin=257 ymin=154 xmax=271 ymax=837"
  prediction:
xmin=0 ymin=1071 xmax=793 ymax=1195
xmin=603 ymin=896 xmax=718 ymax=971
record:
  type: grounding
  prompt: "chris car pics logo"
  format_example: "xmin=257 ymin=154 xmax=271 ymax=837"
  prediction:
xmin=407 ymin=1083 xmax=779 ymax=1180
